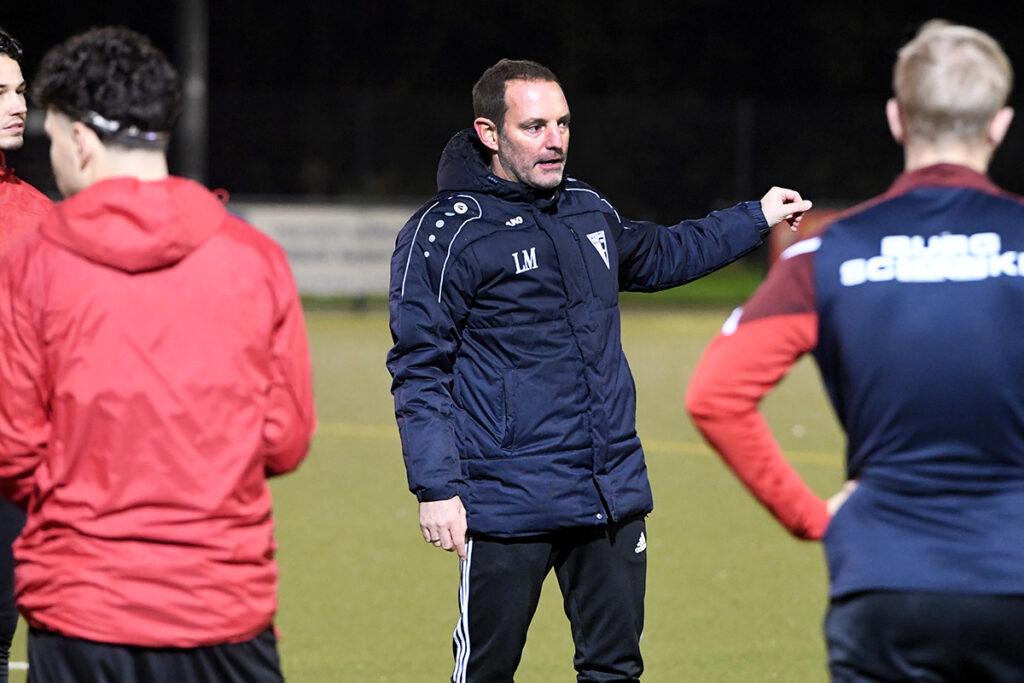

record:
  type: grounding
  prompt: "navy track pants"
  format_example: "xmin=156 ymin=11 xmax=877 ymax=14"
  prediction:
xmin=452 ymin=516 xmax=647 ymax=683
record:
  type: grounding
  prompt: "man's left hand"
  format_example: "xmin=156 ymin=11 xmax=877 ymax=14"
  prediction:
xmin=760 ymin=186 xmax=813 ymax=230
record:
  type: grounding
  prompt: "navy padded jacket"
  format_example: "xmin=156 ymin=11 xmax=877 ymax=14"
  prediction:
xmin=387 ymin=129 xmax=768 ymax=536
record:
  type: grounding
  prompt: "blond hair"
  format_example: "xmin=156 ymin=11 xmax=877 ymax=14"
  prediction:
xmin=894 ymin=20 xmax=1012 ymax=143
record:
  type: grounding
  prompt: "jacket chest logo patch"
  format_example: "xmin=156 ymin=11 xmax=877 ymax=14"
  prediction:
xmin=513 ymin=247 xmax=538 ymax=274
xmin=587 ymin=230 xmax=610 ymax=269
xmin=505 ymin=216 xmax=523 ymax=227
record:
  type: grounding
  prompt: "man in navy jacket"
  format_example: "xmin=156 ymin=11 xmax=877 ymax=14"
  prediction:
xmin=387 ymin=58 xmax=810 ymax=682
xmin=688 ymin=21 xmax=1024 ymax=681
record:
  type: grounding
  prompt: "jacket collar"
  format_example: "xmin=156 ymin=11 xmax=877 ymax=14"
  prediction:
xmin=887 ymin=163 xmax=1002 ymax=197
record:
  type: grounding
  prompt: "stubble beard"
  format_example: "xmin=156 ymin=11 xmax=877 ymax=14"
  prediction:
xmin=0 ymin=133 xmax=24 ymax=152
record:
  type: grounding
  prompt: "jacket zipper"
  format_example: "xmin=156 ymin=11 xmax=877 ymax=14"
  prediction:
xmin=566 ymin=224 xmax=598 ymax=295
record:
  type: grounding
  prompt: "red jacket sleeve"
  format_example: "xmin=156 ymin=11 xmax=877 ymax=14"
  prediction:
xmin=685 ymin=244 xmax=829 ymax=539
xmin=0 ymin=242 xmax=49 ymax=508
xmin=262 ymin=252 xmax=316 ymax=477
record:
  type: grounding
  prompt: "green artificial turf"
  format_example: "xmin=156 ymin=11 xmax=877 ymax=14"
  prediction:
xmin=10 ymin=305 xmax=847 ymax=682
xmin=276 ymin=307 xmax=842 ymax=681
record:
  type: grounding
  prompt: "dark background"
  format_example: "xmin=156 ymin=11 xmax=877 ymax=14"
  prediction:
xmin=5 ymin=1 xmax=1024 ymax=221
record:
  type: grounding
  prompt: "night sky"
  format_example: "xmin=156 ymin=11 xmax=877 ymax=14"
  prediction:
xmin=5 ymin=1 xmax=1024 ymax=212
xmin=6 ymin=2 xmax=1022 ymax=95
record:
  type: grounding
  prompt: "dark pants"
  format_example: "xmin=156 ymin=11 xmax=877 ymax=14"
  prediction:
xmin=825 ymin=591 xmax=1024 ymax=682
xmin=0 ymin=500 xmax=24 ymax=683
xmin=453 ymin=516 xmax=647 ymax=683
xmin=27 ymin=626 xmax=284 ymax=683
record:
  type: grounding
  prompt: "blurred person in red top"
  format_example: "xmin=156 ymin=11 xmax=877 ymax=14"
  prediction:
xmin=0 ymin=26 xmax=315 ymax=682
xmin=0 ymin=27 xmax=50 ymax=244
xmin=0 ymin=25 xmax=51 ymax=683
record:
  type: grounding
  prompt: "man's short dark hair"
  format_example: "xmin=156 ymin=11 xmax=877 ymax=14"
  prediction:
xmin=472 ymin=58 xmax=559 ymax=129
xmin=0 ymin=27 xmax=23 ymax=63
xmin=31 ymin=26 xmax=180 ymax=150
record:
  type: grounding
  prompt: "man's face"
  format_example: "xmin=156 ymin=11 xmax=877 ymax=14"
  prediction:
xmin=44 ymin=109 xmax=84 ymax=197
xmin=0 ymin=55 xmax=27 ymax=151
xmin=492 ymin=79 xmax=570 ymax=190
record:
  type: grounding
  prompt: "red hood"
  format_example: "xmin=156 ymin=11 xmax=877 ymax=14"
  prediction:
xmin=40 ymin=176 xmax=226 ymax=273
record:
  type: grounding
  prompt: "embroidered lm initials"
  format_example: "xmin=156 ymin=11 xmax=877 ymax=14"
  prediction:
xmin=513 ymin=247 xmax=538 ymax=274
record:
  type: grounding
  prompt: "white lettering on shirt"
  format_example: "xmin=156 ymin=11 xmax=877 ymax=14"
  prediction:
xmin=839 ymin=232 xmax=1019 ymax=286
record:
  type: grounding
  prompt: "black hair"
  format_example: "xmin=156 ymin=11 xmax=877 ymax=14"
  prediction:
xmin=0 ymin=27 xmax=23 ymax=62
xmin=31 ymin=26 xmax=180 ymax=150
xmin=472 ymin=58 xmax=559 ymax=129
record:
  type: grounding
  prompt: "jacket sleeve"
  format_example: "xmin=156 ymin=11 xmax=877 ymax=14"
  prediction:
xmin=614 ymin=200 xmax=769 ymax=292
xmin=386 ymin=199 xmax=477 ymax=502
xmin=262 ymin=249 xmax=316 ymax=477
xmin=685 ymin=246 xmax=830 ymax=540
xmin=0 ymin=246 xmax=50 ymax=509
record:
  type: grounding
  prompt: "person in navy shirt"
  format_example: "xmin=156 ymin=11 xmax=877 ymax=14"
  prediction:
xmin=387 ymin=58 xmax=811 ymax=682
xmin=688 ymin=20 xmax=1024 ymax=682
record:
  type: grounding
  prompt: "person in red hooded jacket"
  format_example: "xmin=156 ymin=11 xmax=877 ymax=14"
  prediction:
xmin=0 ymin=27 xmax=315 ymax=682
xmin=0 ymin=26 xmax=50 ymax=683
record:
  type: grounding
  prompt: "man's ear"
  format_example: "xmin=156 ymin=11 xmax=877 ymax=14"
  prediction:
xmin=473 ymin=117 xmax=500 ymax=153
xmin=71 ymin=121 xmax=101 ymax=169
xmin=988 ymin=106 xmax=1014 ymax=149
xmin=886 ymin=98 xmax=905 ymax=144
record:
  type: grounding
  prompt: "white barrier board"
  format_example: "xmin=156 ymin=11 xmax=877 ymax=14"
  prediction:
xmin=232 ymin=202 xmax=418 ymax=296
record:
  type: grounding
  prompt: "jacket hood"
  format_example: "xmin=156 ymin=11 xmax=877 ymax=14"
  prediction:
xmin=40 ymin=176 xmax=226 ymax=273
xmin=436 ymin=128 xmax=564 ymax=209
